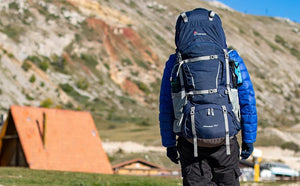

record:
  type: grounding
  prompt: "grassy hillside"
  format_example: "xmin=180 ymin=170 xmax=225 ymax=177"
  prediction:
xmin=0 ymin=0 xmax=300 ymax=149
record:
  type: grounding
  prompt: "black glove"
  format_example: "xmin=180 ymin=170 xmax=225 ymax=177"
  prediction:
xmin=241 ymin=142 xmax=254 ymax=160
xmin=167 ymin=146 xmax=179 ymax=164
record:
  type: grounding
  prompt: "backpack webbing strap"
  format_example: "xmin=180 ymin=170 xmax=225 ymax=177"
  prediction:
xmin=224 ymin=49 xmax=230 ymax=88
xmin=182 ymin=55 xmax=218 ymax=64
xmin=190 ymin=106 xmax=198 ymax=157
xmin=222 ymin=105 xmax=231 ymax=155
xmin=209 ymin=11 xmax=216 ymax=21
xmin=181 ymin=12 xmax=188 ymax=23
xmin=224 ymin=49 xmax=232 ymax=99
xmin=223 ymin=49 xmax=231 ymax=155
xmin=175 ymin=55 xmax=218 ymax=76
xmin=187 ymin=89 xmax=217 ymax=95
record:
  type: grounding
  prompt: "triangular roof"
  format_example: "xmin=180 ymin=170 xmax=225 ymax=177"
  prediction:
xmin=112 ymin=158 xmax=165 ymax=170
xmin=0 ymin=105 xmax=112 ymax=174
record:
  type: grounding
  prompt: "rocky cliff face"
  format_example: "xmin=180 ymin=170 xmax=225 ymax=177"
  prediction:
xmin=0 ymin=0 xmax=300 ymax=145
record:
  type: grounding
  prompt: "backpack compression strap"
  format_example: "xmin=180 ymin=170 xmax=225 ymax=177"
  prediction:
xmin=224 ymin=49 xmax=231 ymax=155
xmin=190 ymin=107 xmax=198 ymax=157
xmin=175 ymin=55 xmax=219 ymax=77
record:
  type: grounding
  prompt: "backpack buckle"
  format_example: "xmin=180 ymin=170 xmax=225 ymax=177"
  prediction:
xmin=181 ymin=12 xmax=188 ymax=23
xmin=209 ymin=11 xmax=215 ymax=21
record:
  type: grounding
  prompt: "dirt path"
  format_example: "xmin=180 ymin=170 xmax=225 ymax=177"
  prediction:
xmin=102 ymin=141 xmax=164 ymax=154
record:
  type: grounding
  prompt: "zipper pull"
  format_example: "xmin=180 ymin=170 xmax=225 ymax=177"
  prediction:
xmin=207 ymin=108 xmax=211 ymax=116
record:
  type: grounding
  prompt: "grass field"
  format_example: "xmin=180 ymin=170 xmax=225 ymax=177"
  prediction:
xmin=0 ymin=167 xmax=299 ymax=186
xmin=0 ymin=167 xmax=181 ymax=186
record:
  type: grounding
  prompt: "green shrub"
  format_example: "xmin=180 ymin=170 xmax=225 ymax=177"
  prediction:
xmin=121 ymin=58 xmax=133 ymax=66
xmin=76 ymin=78 xmax=89 ymax=90
xmin=253 ymin=30 xmax=262 ymax=37
xmin=267 ymin=41 xmax=282 ymax=52
xmin=59 ymin=83 xmax=73 ymax=93
xmin=25 ymin=56 xmax=50 ymax=72
xmin=136 ymin=119 xmax=151 ymax=126
xmin=8 ymin=53 xmax=14 ymax=58
xmin=39 ymin=61 xmax=49 ymax=71
xmin=8 ymin=2 xmax=19 ymax=10
xmin=27 ymin=55 xmax=41 ymax=64
xmin=290 ymin=47 xmax=300 ymax=60
xmin=275 ymin=35 xmax=287 ymax=46
xmin=59 ymin=83 xmax=89 ymax=103
xmin=40 ymin=98 xmax=53 ymax=108
xmin=104 ymin=63 xmax=110 ymax=70
xmin=137 ymin=10 xmax=143 ymax=16
xmin=0 ymin=25 xmax=23 ymax=42
xmin=118 ymin=96 xmax=136 ymax=104
xmin=80 ymin=53 xmax=98 ymax=66
xmin=29 ymin=74 xmax=36 ymax=83
xmin=131 ymin=70 xmax=139 ymax=76
xmin=129 ymin=1 xmax=137 ymax=8
xmin=281 ymin=142 xmax=299 ymax=152
xmin=135 ymin=81 xmax=150 ymax=94
xmin=65 ymin=101 xmax=74 ymax=109
xmin=22 ymin=61 xmax=32 ymax=71
xmin=25 ymin=94 xmax=34 ymax=101
xmin=37 ymin=5 xmax=59 ymax=21
xmin=135 ymin=59 xmax=149 ymax=69
xmin=155 ymin=34 xmax=166 ymax=44
xmin=50 ymin=54 xmax=68 ymax=73
xmin=239 ymin=28 xmax=245 ymax=34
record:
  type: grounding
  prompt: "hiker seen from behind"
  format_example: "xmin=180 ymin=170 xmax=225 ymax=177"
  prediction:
xmin=159 ymin=8 xmax=257 ymax=186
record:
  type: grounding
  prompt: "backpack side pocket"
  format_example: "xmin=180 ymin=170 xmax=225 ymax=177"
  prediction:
xmin=228 ymin=88 xmax=241 ymax=122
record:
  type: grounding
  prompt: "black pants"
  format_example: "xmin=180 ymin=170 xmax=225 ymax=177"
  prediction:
xmin=177 ymin=137 xmax=241 ymax=186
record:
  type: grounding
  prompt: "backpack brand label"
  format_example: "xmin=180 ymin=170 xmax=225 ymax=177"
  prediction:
xmin=193 ymin=31 xmax=207 ymax=36
xmin=203 ymin=124 xmax=219 ymax=128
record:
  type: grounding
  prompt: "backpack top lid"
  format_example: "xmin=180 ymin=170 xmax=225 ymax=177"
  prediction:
xmin=175 ymin=8 xmax=227 ymax=56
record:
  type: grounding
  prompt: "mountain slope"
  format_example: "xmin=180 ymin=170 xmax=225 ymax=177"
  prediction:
xmin=0 ymin=0 xmax=300 ymax=146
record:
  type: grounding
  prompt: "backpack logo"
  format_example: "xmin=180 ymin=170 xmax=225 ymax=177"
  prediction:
xmin=193 ymin=31 xmax=206 ymax=36
xmin=203 ymin=124 xmax=219 ymax=128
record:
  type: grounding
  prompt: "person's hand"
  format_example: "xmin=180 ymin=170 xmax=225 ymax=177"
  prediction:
xmin=241 ymin=142 xmax=254 ymax=160
xmin=167 ymin=146 xmax=179 ymax=164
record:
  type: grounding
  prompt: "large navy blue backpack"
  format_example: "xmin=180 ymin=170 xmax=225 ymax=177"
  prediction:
xmin=171 ymin=8 xmax=241 ymax=157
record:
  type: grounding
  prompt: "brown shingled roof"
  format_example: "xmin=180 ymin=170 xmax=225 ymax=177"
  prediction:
xmin=0 ymin=105 xmax=112 ymax=174
xmin=112 ymin=158 xmax=165 ymax=170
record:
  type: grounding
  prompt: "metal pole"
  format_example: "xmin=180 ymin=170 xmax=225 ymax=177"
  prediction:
xmin=43 ymin=112 xmax=47 ymax=148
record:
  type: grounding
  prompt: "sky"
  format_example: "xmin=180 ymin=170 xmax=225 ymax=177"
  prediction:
xmin=210 ymin=0 xmax=300 ymax=23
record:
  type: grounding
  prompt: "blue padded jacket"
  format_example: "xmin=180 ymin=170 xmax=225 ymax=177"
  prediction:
xmin=159 ymin=51 xmax=257 ymax=147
